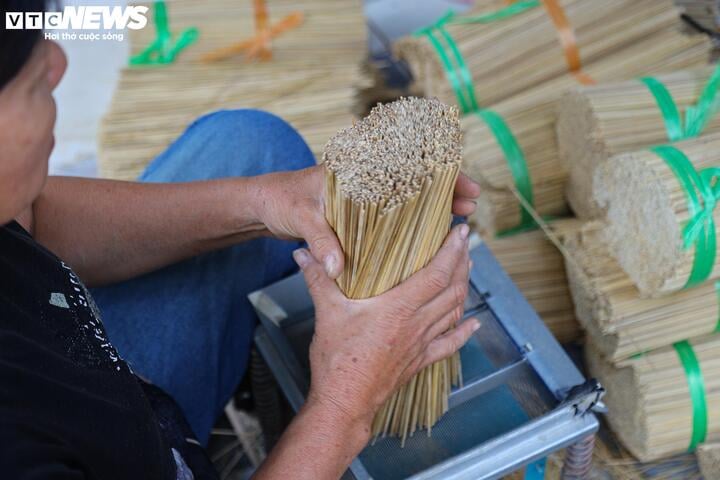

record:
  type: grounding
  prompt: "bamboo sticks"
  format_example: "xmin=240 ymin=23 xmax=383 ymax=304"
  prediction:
xmin=99 ymin=0 xmax=366 ymax=180
xmin=594 ymin=133 xmax=720 ymax=296
xmin=586 ymin=335 xmax=720 ymax=462
xmin=564 ymin=221 xmax=720 ymax=361
xmin=698 ymin=442 xmax=720 ymax=479
xmin=557 ymin=67 xmax=720 ymax=219
xmin=396 ymin=0 xmax=687 ymax=110
xmin=323 ymin=98 xmax=463 ymax=443
xmin=462 ymin=30 xmax=710 ymax=235
xmin=484 ymin=228 xmax=581 ymax=343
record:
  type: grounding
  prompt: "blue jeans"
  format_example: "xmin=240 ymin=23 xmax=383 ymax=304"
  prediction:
xmin=92 ymin=109 xmax=315 ymax=445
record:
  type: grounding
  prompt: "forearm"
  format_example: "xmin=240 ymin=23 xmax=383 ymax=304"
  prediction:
xmin=254 ymin=398 xmax=371 ymax=480
xmin=32 ymin=176 xmax=268 ymax=286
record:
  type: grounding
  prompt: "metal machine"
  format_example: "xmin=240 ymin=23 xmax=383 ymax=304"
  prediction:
xmin=249 ymin=240 xmax=605 ymax=479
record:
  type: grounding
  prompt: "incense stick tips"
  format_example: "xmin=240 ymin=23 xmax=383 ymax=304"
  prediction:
xmin=323 ymin=97 xmax=462 ymax=209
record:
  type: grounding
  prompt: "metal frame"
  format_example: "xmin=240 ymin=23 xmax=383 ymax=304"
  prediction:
xmin=251 ymin=243 xmax=600 ymax=479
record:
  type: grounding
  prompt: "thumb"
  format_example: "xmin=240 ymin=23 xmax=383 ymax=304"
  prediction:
xmin=293 ymin=248 xmax=343 ymax=303
xmin=304 ymin=214 xmax=345 ymax=279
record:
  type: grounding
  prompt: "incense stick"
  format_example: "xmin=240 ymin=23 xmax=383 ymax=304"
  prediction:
xmin=698 ymin=442 xmax=720 ymax=479
xmin=323 ymin=98 xmax=463 ymax=443
xmin=563 ymin=221 xmax=720 ymax=361
xmin=99 ymin=0 xmax=365 ymax=180
xmin=484 ymin=228 xmax=581 ymax=343
xmin=587 ymin=335 xmax=720 ymax=462
xmin=558 ymin=67 xmax=720 ymax=219
xmin=594 ymin=133 xmax=720 ymax=296
xmin=462 ymin=30 xmax=710 ymax=234
xmin=396 ymin=0 xmax=689 ymax=110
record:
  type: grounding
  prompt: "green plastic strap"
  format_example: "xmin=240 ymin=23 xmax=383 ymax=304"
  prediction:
xmin=130 ymin=1 xmax=199 ymax=66
xmin=641 ymin=63 xmax=720 ymax=141
xmin=650 ymin=145 xmax=719 ymax=288
xmin=414 ymin=1 xmax=539 ymax=113
xmin=417 ymin=27 xmax=474 ymax=113
xmin=445 ymin=0 xmax=540 ymax=25
xmin=436 ymin=26 xmax=480 ymax=112
xmin=640 ymin=77 xmax=684 ymax=142
xmin=475 ymin=109 xmax=536 ymax=232
xmin=673 ymin=340 xmax=709 ymax=451
xmin=685 ymin=63 xmax=720 ymax=137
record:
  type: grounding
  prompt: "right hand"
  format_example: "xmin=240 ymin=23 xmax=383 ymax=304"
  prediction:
xmin=292 ymin=223 xmax=480 ymax=433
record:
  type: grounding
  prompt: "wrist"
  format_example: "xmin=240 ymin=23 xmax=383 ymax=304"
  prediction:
xmin=241 ymin=175 xmax=268 ymax=228
xmin=305 ymin=391 xmax=373 ymax=448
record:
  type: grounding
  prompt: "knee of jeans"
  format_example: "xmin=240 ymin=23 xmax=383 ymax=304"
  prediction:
xmin=190 ymin=109 xmax=316 ymax=175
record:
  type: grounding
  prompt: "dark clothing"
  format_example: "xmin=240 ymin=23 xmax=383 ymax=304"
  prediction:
xmin=0 ymin=221 xmax=214 ymax=480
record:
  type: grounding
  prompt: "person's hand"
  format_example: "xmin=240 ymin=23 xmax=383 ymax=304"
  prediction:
xmin=253 ymin=165 xmax=481 ymax=279
xmin=292 ymin=223 xmax=480 ymax=433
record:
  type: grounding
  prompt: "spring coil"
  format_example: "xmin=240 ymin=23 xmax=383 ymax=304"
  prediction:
xmin=561 ymin=435 xmax=596 ymax=479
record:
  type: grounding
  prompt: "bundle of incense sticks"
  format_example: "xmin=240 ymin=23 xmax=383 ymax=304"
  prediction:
xmin=323 ymin=97 xmax=463 ymax=443
xmin=484 ymin=228 xmax=581 ymax=344
xmin=563 ymin=221 xmax=720 ymax=361
xmin=395 ymin=0 xmax=685 ymax=111
xmin=461 ymin=30 xmax=710 ymax=235
xmin=557 ymin=67 xmax=720 ymax=219
xmin=99 ymin=0 xmax=365 ymax=180
xmin=594 ymin=133 xmax=720 ymax=297
xmin=587 ymin=335 xmax=720 ymax=462
xmin=354 ymin=0 xmax=511 ymax=109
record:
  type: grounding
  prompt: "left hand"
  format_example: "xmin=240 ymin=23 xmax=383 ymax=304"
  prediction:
xmin=253 ymin=165 xmax=481 ymax=279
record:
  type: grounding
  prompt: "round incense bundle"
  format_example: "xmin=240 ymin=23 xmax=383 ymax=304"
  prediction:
xmin=484 ymin=228 xmax=581 ymax=343
xmin=461 ymin=29 xmax=710 ymax=234
xmin=323 ymin=97 xmax=463 ymax=442
xmin=698 ymin=443 xmax=720 ymax=479
xmin=395 ymin=0 xmax=684 ymax=110
xmin=557 ymin=67 xmax=720 ymax=219
xmin=563 ymin=221 xmax=720 ymax=361
xmin=594 ymin=133 xmax=720 ymax=297
xmin=586 ymin=335 xmax=720 ymax=462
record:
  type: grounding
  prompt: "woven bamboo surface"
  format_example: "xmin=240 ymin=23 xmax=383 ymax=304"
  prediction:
xmin=99 ymin=0 xmax=365 ymax=180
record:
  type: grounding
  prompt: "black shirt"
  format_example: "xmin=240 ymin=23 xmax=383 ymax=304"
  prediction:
xmin=0 ymin=221 xmax=217 ymax=480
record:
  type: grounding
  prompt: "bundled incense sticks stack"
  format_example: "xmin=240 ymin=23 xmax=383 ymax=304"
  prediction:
xmin=563 ymin=221 xmax=720 ymax=361
xmin=324 ymin=98 xmax=463 ymax=443
xmin=99 ymin=0 xmax=365 ymax=180
xmin=557 ymin=67 xmax=720 ymax=219
xmin=594 ymin=133 xmax=720 ymax=297
xmin=356 ymin=0 xmax=520 ymax=110
xmin=395 ymin=0 xmax=686 ymax=111
xmin=586 ymin=335 xmax=720 ymax=462
xmin=484 ymin=228 xmax=581 ymax=343
xmin=463 ymin=32 xmax=710 ymax=234
xmin=698 ymin=443 xmax=720 ymax=479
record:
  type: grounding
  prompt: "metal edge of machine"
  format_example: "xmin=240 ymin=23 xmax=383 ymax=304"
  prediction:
xmin=250 ymin=243 xmax=601 ymax=480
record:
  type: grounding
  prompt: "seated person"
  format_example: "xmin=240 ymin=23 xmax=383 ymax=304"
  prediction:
xmin=0 ymin=1 xmax=480 ymax=478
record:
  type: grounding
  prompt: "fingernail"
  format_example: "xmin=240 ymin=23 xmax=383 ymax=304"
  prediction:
xmin=469 ymin=259 xmax=473 ymax=270
xmin=458 ymin=224 xmax=469 ymax=240
xmin=472 ymin=320 xmax=481 ymax=332
xmin=293 ymin=248 xmax=310 ymax=268
xmin=324 ymin=254 xmax=337 ymax=277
